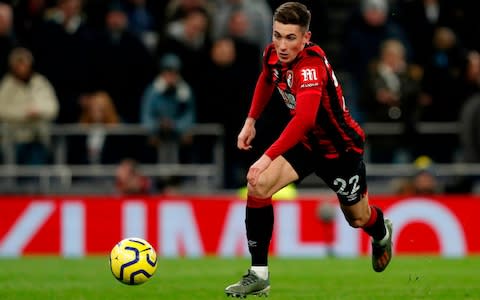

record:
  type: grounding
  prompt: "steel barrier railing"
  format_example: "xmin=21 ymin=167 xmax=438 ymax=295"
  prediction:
xmin=1 ymin=121 xmax=478 ymax=194
xmin=0 ymin=123 xmax=224 ymax=193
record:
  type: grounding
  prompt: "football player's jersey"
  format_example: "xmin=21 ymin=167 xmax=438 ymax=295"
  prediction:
xmin=249 ymin=42 xmax=365 ymax=159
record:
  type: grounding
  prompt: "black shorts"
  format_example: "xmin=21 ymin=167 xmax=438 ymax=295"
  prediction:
xmin=283 ymin=143 xmax=367 ymax=206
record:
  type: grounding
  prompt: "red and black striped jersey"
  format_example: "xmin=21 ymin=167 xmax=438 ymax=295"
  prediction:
xmin=248 ymin=42 xmax=365 ymax=159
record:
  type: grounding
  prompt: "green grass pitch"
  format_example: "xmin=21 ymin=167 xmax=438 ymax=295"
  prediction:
xmin=0 ymin=256 xmax=478 ymax=300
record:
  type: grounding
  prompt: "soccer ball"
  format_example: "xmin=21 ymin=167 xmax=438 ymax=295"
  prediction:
xmin=109 ymin=237 xmax=158 ymax=285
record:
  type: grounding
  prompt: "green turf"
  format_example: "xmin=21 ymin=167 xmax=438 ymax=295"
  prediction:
xmin=0 ymin=256 xmax=478 ymax=300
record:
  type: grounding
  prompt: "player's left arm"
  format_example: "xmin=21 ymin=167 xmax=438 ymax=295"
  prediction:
xmin=265 ymin=61 xmax=327 ymax=160
xmin=247 ymin=87 xmax=322 ymax=187
xmin=264 ymin=90 xmax=320 ymax=159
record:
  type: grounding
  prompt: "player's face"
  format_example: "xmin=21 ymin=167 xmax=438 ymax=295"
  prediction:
xmin=272 ymin=21 xmax=311 ymax=63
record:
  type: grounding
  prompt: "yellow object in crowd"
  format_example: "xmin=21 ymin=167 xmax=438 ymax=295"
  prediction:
xmin=237 ymin=183 xmax=297 ymax=201
xmin=414 ymin=155 xmax=433 ymax=170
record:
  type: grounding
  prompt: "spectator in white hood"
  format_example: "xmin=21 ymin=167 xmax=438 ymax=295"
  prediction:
xmin=0 ymin=47 xmax=58 ymax=165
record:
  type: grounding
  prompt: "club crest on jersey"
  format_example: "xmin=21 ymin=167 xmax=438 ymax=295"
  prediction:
xmin=286 ymin=70 xmax=294 ymax=88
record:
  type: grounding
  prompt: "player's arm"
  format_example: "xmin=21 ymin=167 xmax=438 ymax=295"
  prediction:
xmin=238 ymin=68 xmax=275 ymax=150
xmin=246 ymin=89 xmax=321 ymax=186
xmin=265 ymin=89 xmax=321 ymax=159
xmin=247 ymin=69 xmax=275 ymax=120
xmin=265 ymin=60 xmax=327 ymax=159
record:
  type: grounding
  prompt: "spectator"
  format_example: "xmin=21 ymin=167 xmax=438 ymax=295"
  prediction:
xmin=115 ymin=158 xmax=152 ymax=195
xmin=157 ymin=5 xmax=212 ymax=96
xmin=0 ymin=47 xmax=58 ymax=165
xmin=91 ymin=1 xmax=156 ymax=124
xmin=394 ymin=0 xmax=452 ymax=66
xmin=212 ymin=3 xmax=288 ymax=188
xmin=12 ymin=0 xmax=49 ymax=49
xmin=393 ymin=155 xmax=442 ymax=195
xmin=163 ymin=0 xmax=213 ymax=25
xmin=359 ymin=38 xmax=421 ymax=163
xmin=30 ymin=0 xmax=96 ymax=124
xmin=78 ymin=91 xmax=119 ymax=125
xmin=67 ymin=90 xmax=126 ymax=165
xmin=211 ymin=0 xmax=272 ymax=51
xmin=140 ymin=53 xmax=196 ymax=167
xmin=455 ymin=50 xmax=480 ymax=105
xmin=340 ymin=0 xmax=412 ymax=123
xmin=415 ymin=26 xmax=468 ymax=162
xmin=124 ymin=0 xmax=158 ymax=52
xmin=443 ymin=1 xmax=480 ymax=54
xmin=452 ymin=85 xmax=480 ymax=193
xmin=219 ymin=8 xmax=263 ymax=65
xmin=411 ymin=169 xmax=441 ymax=195
xmin=419 ymin=27 xmax=467 ymax=122
xmin=197 ymin=37 xmax=259 ymax=188
xmin=0 ymin=2 xmax=17 ymax=78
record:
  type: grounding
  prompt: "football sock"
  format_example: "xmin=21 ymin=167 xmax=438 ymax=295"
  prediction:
xmin=245 ymin=201 xmax=274 ymax=267
xmin=250 ymin=266 xmax=269 ymax=280
xmin=376 ymin=223 xmax=390 ymax=246
xmin=362 ymin=205 xmax=387 ymax=242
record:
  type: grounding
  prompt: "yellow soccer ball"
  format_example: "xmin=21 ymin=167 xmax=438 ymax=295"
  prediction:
xmin=109 ymin=237 xmax=158 ymax=285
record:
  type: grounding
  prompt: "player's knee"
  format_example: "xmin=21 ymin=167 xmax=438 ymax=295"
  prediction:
xmin=247 ymin=181 xmax=272 ymax=199
xmin=248 ymin=185 xmax=269 ymax=199
xmin=346 ymin=216 xmax=369 ymax=228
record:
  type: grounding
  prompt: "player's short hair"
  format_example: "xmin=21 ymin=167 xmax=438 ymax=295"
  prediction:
xmin=273 ymin=2 xmax=311 ymax=33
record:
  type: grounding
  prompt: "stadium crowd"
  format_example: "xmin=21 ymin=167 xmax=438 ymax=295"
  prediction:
xmin=0 ymin=0 xmax=479 ymax=192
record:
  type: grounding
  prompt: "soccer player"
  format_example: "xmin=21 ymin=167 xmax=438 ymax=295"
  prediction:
xmin=224 ymin=2 xmax=393 ymax=298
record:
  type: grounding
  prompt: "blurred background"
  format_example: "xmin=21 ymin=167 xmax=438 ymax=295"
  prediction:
xmin=0 ymin=0 xmax=479 ymax=196
xmin=0 ymin=4 xmax=479 ymax=300
xmin=0 ymin=0 xmax=479 ymax=269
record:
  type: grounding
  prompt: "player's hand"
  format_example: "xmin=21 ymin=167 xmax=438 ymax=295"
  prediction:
xmin=237 ymin=118 xmax=256 ymax=150
xmin=247 ymin=154 xmax=272 ymax=186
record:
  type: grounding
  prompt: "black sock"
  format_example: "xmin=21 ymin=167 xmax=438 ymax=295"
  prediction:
xmin=362 ymin=206 xmax=386 ymax=241
xmin=246 ymin=205 xmax=274 ymax=266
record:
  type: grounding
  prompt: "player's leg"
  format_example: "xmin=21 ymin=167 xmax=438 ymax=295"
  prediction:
xmin=246 ymin=155 xmax=299 ymax=277
xmin=340 ymin=194 xmax=393 ymax=272
xmin=225 ymin=155 xmax=299 ymax=297
xmin=321 ymin=154 xmax=393 ymax=272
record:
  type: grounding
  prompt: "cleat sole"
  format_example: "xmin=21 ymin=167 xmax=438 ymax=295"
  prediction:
xmin=225 ymin=286 xmax=269 ymax=298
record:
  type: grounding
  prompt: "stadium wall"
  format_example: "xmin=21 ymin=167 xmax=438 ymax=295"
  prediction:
xmin=0 ymin=195 xmax=477 ymax=257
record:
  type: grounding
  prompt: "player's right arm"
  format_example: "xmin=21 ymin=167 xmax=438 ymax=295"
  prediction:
xmin=238 ymin=51 xmax=275 ymax=150
xmin=237 ymin=117 xmax=256 ymax=150
xmin=247 ymin=68 xmax=275 ymax=120
xmin=237 ymin=73 xmax=274 ymax=150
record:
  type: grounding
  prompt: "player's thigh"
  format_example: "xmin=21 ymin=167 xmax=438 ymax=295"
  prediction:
xmin=318 ymin=154 xmax=371 ymax=227
xmin=318 ymin=153 xmax=368 ymax=204
xmin=250 ymin=155 xmax=299 ymax=197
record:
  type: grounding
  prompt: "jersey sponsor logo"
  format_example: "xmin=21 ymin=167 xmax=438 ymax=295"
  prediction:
xmin=300 ymin=67 xmax=318 ymax=82
xmin=300 ymin=82 xmax=320 ymax=88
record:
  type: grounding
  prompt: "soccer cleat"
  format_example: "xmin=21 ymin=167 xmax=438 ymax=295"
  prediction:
xmin=225 ymin=269 xmax=270 ymax=298
xmin=371 ymin=218 xmax=393 ymax=272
